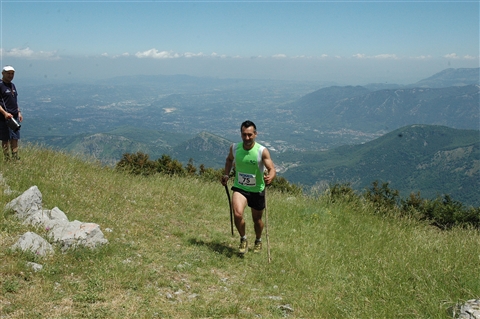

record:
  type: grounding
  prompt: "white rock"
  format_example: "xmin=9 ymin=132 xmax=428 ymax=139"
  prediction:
xmin=457 ymin=299 xmax=480 ymax=319
xmin=23 ymin=207 xmax=69 ymax=229
xmin=11 ymin=231 xmax=54 ymax=256
xmin=5 ymin=186 xmax=43 ymax=219
xmin=48 ymin=220 xmax=108 ymax=251
xmin=26 ymin=262 xmax=43 ymax=272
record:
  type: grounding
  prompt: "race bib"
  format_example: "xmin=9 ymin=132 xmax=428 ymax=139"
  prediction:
xmin=238 ymin=172 xmax=256 ymax=187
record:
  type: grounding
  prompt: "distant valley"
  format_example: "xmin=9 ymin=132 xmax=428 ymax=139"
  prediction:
xmin=17 ymin=67 xmax=480 ymax=205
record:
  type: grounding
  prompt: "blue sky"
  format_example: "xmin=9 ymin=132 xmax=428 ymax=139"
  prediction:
xmin=0 ymin=0 xmax=478 ymax=85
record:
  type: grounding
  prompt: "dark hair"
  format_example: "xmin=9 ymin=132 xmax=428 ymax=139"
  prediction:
xmin=241 ymin=120 xmax=256 ymax=132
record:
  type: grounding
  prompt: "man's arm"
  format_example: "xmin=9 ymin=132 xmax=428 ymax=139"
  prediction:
xmin=262 ymin=148 xmax=276 ymax=185
xmin=0 ymin=89 xmax=12 ymax=119
xmin=221 ymin=145 xmax=234 ymax=186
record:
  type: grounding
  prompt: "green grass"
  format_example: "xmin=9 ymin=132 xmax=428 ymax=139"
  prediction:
xmin=0 ymin=144 xmax=478 ymax=318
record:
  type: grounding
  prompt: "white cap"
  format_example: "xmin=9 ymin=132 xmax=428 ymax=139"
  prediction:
xmin=2 ymin=66 xmax=15 ymax=72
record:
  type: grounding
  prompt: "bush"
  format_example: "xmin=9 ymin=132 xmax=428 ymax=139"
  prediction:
xmin=422 ymin=195 xmax=480 ymax=229
xmin=364 ymin=181 xmax=400 ymax=215
xmin=155 ymin=155 xmax=185 ymax=176
xmin=269 ymin=176 xmax=302 ymax=195
xmin=327 ymin=183 xmax=359 ymax=203
xmin=365 ymin=181 xmax=480 ymax=229
xmin=116 ymin=152 xmax=156 ymax=176
xmin=198 ymin=165 xmax=224 ymax=183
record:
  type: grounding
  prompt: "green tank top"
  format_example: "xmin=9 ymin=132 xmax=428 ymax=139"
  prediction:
xmin=232 ymin=142 xmax=265 ymax=193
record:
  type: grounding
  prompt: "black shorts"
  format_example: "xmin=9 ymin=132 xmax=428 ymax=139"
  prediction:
xmin=0 ymin=116 xmax=21 ymax=141
xmin=231 ymin=186 xmax=265 ymax=211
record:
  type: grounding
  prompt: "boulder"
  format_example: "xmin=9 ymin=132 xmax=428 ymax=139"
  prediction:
xmin=49 ymin=220 xmax=108 ymax=251
xmin=5 ymin=185 xmax=43 ymax=219
xmin=6 ymin=186 xmax=108 ymax=251
xmin=24 ymin=207 xmax=69 ymax=229
xmin=11 ymin=231 xmax=54 ymax=256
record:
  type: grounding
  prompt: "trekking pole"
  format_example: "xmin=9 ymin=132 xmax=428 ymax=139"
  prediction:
xmin=224 ymin=185 xmax=234 ymax=236
xmin=265 ymin=187 xmax=271 ymax=263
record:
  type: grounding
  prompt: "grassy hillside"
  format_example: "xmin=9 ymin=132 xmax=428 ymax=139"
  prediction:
xmin=279 ymin=125 xmax=480 ymax=207
xmin=1 ymin=145 xmax=479 ymax=318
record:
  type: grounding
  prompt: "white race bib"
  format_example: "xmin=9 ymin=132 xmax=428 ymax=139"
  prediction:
xmin=238 ymin=172 xmax=256 ymax=187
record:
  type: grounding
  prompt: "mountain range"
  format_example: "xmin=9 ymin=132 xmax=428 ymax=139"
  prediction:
xmin=277 ymin=125 xmax=479 ymax=207
xmin=19 ymin=67 xmax=480 ymax=206
xmin=284 ymin=83 xmax=478 ymax=133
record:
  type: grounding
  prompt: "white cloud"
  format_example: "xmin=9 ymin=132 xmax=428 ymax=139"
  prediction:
xmin=272 ymin=54 xmax=287 ymax=58
xmin=135 ymin=49 xmax=181 ymax=59
xmin=463 ymin=55 xmax=477 ymax=60
xmin=134 ymin=49 xmax=221 ymax=59
xmin=112 ymin=52 xmax=130 ymax=58
xmin=444 ymin=53 xmax=459 ymax=59
xmin=374 ymin=54 xmax=398 ymax=60
xmin=211 ymin=52 xmax=227 ymax=58
xmin=412 ymin=55 xmax=432 ymax=60
xmin=352 ymin=53 xmax=366 ymax=59
xmin=1 ymin=47 xmax=59 ymax=60
xmin=184 ymin=52 xmax=205 ymax=58
xmin=353 ymin=53 xmax=398 ymax=60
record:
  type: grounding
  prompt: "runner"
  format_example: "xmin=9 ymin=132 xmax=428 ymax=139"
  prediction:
xmin=221 ymin=120 xmax=276 ymax=254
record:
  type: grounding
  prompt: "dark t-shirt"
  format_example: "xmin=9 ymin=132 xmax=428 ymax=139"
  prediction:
xmin=0 ymin=81 xmax=18 ymax=116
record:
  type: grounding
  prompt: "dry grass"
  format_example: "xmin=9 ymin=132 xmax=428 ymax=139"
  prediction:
xmin=0 ymin=144 xmax=479 ymax=318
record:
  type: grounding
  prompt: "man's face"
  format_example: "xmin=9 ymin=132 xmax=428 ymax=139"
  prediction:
xmin=241 ymin=125 xmax=257 ymax=149
xmin=2 ymin=71 xmax=15 ymax=83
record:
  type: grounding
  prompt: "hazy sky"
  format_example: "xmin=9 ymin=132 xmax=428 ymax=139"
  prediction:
xmin=0 ymin=0 xmax=478 ymax=85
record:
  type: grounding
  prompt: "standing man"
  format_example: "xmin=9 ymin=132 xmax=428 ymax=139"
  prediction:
xmin=0 ymin=65 xmax=22 ymax=161
xmin=221 ymin=120 xmax=276 ymax=254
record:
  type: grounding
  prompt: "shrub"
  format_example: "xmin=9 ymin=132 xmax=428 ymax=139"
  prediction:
xmin=400 ymin=191 xmax=429 ymax=220
xmin=155 ymin=155 xmax=186 ymax=176
xmin=186 ymin=158 xmax=197 ymax=175
xmin=198 ymin=165 xmax=224 ymax=183
xmin=116 ymin=152 xmax=156 ymax=176
xmin=422 ymin=195 xmax=479 ymax=229
xmin=327 ymin=183 xmax=359 ymax=203
xmin=364 ymin=181 xmax=400 ymax=215
xmin=269 ymin=176 xmax=302 ymax=195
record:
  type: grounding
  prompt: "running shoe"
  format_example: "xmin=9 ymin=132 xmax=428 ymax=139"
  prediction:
xmin=239 ymin=238 xmax=248 ymax=254
xmin=253 ymin=239 xmax=262 ymax=253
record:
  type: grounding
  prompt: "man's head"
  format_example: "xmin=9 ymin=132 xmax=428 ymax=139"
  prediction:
xmin=240 ymin=120 xmax=257 ymax=150
xmin=241 ymin=120 xmax=256 ymax=132
xmin=2 ymin=66 xmax=15 ymax=83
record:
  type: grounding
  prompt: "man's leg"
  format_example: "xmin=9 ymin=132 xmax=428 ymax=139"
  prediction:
xmin=2 ymin=140 xmax=10 ymax=160
xmin=232 ymin=191 xmax=248 ymax=253
xmin=10 ymin=139 xmax=19 ymax=159
xmin=251 ymin=208 xmax=264 ymax=239
xmin=232 ymin=191 xmax=248 ymax=236
xmin=252 ymin=208 xmax=264 ymax=252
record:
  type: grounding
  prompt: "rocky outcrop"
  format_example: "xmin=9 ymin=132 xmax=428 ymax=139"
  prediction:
xmin=10 ymin=231 xmax=53 ymax=256
xmin=7 ymin=185 xmax=108 ymax=254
